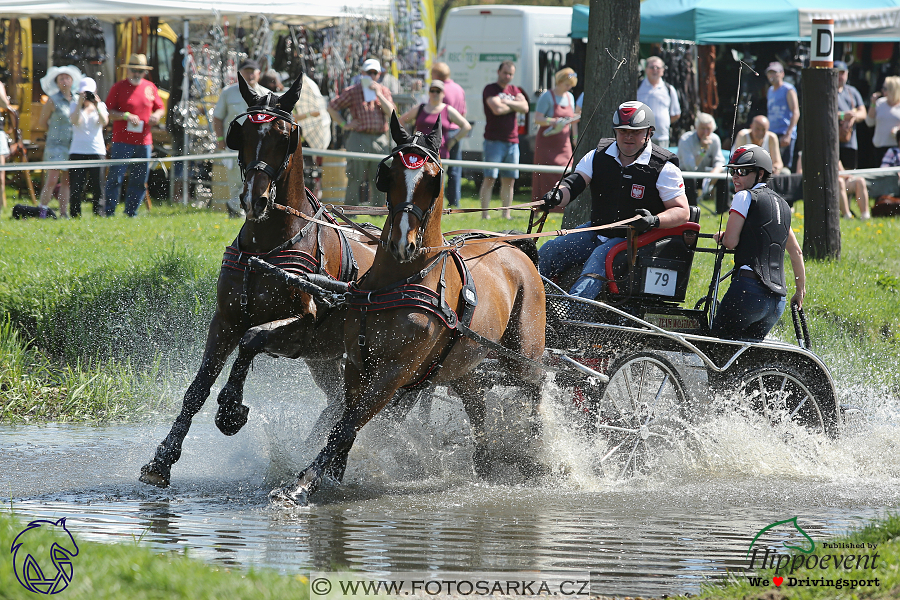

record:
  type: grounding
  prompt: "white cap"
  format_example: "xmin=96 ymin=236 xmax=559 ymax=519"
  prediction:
xmin=78 ymin=77 xmax=97 ymax=94
xmin=361 ymin=58 xmax=382 ymax=73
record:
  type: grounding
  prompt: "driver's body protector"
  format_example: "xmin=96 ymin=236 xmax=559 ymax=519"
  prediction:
xmin=711 ymin=182 xmax=790 ymax=340
xmin=538 ymin=139 xmax=684 ymax=300
xmin=589 ymin=138 xmax=677 ymax=238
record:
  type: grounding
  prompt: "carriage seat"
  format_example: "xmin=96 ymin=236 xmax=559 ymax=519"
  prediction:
xmin=604 ymin=205 xmax=700 ymax=303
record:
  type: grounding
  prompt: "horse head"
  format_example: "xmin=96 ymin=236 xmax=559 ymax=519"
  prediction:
xmin=226 ymin=73 xmax=303 ymax=221
xmin=377 ymin=111 xmax=444 ymax=263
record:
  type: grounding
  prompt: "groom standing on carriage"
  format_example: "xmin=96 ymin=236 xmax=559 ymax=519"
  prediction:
xmin=538 ymin=101 xmax=690 ymax=300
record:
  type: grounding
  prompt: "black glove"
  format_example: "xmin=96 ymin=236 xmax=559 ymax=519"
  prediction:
xmin=542 ymin=188 xmax=564 ymax=209
xmin=633 ymin=209 xmax=660 ymax=234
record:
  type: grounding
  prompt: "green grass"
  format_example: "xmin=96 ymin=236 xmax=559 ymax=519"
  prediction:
xmin=1 ymin=183 xmax=899 ymax=421
xmin=690 ymin=513 xmax=900 ymax=599
xmin=0 ymin=511 xmax=309 ymax=600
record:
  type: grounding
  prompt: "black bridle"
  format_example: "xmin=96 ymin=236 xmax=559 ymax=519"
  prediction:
xmin=378 ymin=133 xmax=444 ymax=250
xmin=228 ymin=102 xmax=300 ymax=207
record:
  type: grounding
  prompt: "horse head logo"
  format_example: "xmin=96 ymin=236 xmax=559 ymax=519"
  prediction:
xmin=746 ymin=516 xmax=815 ymax=558
xmin=11 ymin=517 xmax=80 ymax=594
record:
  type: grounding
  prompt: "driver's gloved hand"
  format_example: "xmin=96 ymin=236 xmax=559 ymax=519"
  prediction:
xmin=542 ymin=188 xmax=564 ymax=209
xmin=633 ymin=208 xmax=660 ymax=234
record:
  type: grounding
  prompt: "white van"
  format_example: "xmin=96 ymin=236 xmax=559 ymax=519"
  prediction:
xmin=438 ymin=5 xmax=573 ymax=161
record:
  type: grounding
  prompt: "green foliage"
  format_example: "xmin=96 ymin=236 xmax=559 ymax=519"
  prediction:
xmin=0 ymin=511 xmax=309 ymax=600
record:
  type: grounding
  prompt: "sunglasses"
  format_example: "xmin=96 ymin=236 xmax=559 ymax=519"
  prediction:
xmin=731 ymin=167 xmax=756 ymax=177
xmin=429 ymin=88 xmax=443 ymax=94
xmin=366 ymin=70 xmax=379 ymax=76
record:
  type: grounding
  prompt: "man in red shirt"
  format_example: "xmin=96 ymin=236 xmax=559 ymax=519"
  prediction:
xmin=327 ymin=58 xmax=395 ymax=205
xmin=479 ymin=61 xmax=528 ymax=219
xmin=104 ymin=54 xmax=164 ymax=217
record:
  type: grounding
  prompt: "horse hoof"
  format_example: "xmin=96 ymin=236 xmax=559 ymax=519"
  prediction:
xmin=139 ymin=460 xmax=171 ymax=488
xmin=215 ymin=402 xmax=250 ymax=436
xmin=268 ymin=485 xmax=310 ymax=507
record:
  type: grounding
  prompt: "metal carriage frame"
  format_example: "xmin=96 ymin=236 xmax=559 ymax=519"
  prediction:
xmin=540 ymin=226 xmax=841 ymax=480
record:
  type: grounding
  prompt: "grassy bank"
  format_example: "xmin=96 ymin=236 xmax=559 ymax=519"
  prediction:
xmin=1 ymin=186 xmax=899 ymax=421
xmin=0 ymin=511 xmax=308 ymax=600
xmin=691 ymin=513 xmax=900 ymax=600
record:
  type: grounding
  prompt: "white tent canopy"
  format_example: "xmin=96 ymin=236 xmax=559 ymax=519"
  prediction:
xmin=0 ymin=0 xmax=390 ymax=23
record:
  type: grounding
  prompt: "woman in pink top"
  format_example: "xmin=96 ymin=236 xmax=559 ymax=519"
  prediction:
xmin=399 ymin=80 xmax=471 ymax=159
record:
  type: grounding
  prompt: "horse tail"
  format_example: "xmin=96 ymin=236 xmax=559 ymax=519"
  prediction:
xmin=499 ymin=230 xmax=539 ymax=267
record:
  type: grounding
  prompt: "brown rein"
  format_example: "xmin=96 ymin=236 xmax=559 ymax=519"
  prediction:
xmin=272 ymin=201 xmax=640 ymax=251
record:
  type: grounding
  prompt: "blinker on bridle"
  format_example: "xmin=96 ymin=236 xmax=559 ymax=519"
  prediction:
xmin=379 ymin=131 xmax=444 ymax=248
xmin=228 ymin=100 xmax=300 ymax=204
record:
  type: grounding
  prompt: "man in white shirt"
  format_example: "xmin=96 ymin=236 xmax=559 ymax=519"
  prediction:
xmin=213 ymin=59 xmax=271 ymax=216
xmin=637 ymin=56 xmax=681 ymax=148
xmin=538 ymin=101 xmax=689 ymax=301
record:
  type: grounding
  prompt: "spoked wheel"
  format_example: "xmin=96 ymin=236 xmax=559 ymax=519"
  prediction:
xmin=592 ymin=352 xmax=689 ymax=480
xmin=726 ymin=365 xmax=833 ymax=435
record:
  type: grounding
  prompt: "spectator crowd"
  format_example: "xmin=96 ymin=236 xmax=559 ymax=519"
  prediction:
xmin=5 ymin=52 xmax=900 ymax=221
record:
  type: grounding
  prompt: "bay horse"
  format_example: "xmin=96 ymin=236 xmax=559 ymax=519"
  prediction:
xmin=270 ymin=113 xmax=547 ymax=505
xmin=139 ymin=74 xmax=377 ymax=488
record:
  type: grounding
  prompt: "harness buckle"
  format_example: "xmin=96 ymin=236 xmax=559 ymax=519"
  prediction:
xmin=358 ymin=334 xmax=366 ymax=347
xmin=240 ymin=293 xmax=248 ymax=306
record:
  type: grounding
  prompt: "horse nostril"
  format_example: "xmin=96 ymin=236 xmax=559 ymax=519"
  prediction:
xmin=406 ymin=241 xmax=416 ymax=256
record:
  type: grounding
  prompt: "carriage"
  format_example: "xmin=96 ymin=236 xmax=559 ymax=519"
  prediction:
xmin=536 ymin=205 xmax=842 ymax=479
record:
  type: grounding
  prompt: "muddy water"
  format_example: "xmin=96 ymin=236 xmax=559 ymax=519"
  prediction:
xmin=3 ymin=356 xmax=900 ymax=597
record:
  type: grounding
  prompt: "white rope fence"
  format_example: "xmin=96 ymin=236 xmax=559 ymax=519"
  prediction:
xmin=2 ymin=149 xmax=899 ymax=180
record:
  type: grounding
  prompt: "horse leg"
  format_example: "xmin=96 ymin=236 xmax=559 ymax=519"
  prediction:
xmin=271 ymin=360 xmax=403 ymax=505
xmin=302 ymin=358 xmax=346 ymax=448
xmin=449 ymin=376 xmax=492 ymax=478
xmin=214 ymin=344 xmax=255 ymax=436
xmin=140 ymin=318 xmax=241 ymax=487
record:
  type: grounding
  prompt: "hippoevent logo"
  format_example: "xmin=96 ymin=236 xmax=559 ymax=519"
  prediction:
xmin=11 ymin=517 xmax=80 ymax=594
xmin=744 ymin=516 xmax=881 ymax=591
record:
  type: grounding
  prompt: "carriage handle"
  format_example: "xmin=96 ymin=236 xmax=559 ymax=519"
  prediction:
xmin=791 ymin=301 xmax=812 ymax=350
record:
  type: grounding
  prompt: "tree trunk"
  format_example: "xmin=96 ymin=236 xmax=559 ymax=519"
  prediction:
xmin=562 ymin=0 xmax=641 ymax=228
xmin=800 ymin=68 xmax=841 ymax=260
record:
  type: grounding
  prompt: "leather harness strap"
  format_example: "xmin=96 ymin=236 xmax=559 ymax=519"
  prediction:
xmin=222 ymin=189 xmax=358 ymax=311
xmin=347 ymin=249 xmax=478 ymax=390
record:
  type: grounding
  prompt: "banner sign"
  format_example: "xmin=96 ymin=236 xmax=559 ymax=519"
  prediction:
xmin=800 ymin=8 xmax=900 ymax=40
xmin=391 ymin=0 xmax=437 ymax=80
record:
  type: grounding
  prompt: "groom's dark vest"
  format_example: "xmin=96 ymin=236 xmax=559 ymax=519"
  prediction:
xmin=734 ymin=185 xmax=790 ymax=295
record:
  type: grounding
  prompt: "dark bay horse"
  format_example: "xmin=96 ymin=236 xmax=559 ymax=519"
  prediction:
xmin=271 ymin=113 xmax=547 ymax=505
xmin=139 ymin=74 xmax=377 ymax=487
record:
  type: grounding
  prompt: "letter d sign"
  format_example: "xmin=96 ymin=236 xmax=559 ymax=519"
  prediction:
xmin=810 ymin=19 xmax=834 ymax=67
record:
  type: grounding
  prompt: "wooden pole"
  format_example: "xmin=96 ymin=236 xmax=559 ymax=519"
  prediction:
xmin=561 ymin=0 xmax=640 ymax=228
xmin=800 ymin=67 xmax=841 ymax=260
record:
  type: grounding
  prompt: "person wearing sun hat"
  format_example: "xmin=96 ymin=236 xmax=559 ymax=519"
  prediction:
xmin=103 ymin=53 xmax=164 ymax=217
xmin=37 ymin=64 xmax=83 ymax=218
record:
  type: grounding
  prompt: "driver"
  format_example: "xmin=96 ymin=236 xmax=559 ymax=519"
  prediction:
xmin=711 ymin=144 xmax=805 ymax=341
xmin=538 ymin=101 xmax=690 ymax=300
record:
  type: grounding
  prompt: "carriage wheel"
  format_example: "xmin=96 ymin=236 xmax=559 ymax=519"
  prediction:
xmin=727 ymin=365 xmax=832 ymax=434
xmin=592 ymin=352 xmax=689 ymax=480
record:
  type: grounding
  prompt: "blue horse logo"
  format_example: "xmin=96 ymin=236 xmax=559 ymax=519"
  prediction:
xmin=11 ymin=517 xmax=80 ymax=594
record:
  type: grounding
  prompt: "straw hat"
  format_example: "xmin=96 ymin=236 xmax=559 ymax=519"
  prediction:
xmin=40 ymin=65 xmax=83 ymax=97
xmin=122 ymin=53 xmax=153 ymax=70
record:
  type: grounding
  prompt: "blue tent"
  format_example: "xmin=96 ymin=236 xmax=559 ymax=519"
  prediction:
xmin=572 ymin=1 xmax=900 ymax=43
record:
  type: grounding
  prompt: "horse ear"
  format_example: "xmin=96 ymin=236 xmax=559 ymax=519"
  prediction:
xmin=428 ymin=114 xmax=443 ymax=153
xmin=390 ymin=111 xmax=412 ymax=146
xmin=238 ymin=73 xmax=261 ymax=106
xmin=277 ymin=75 xmax=303 ymax=113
